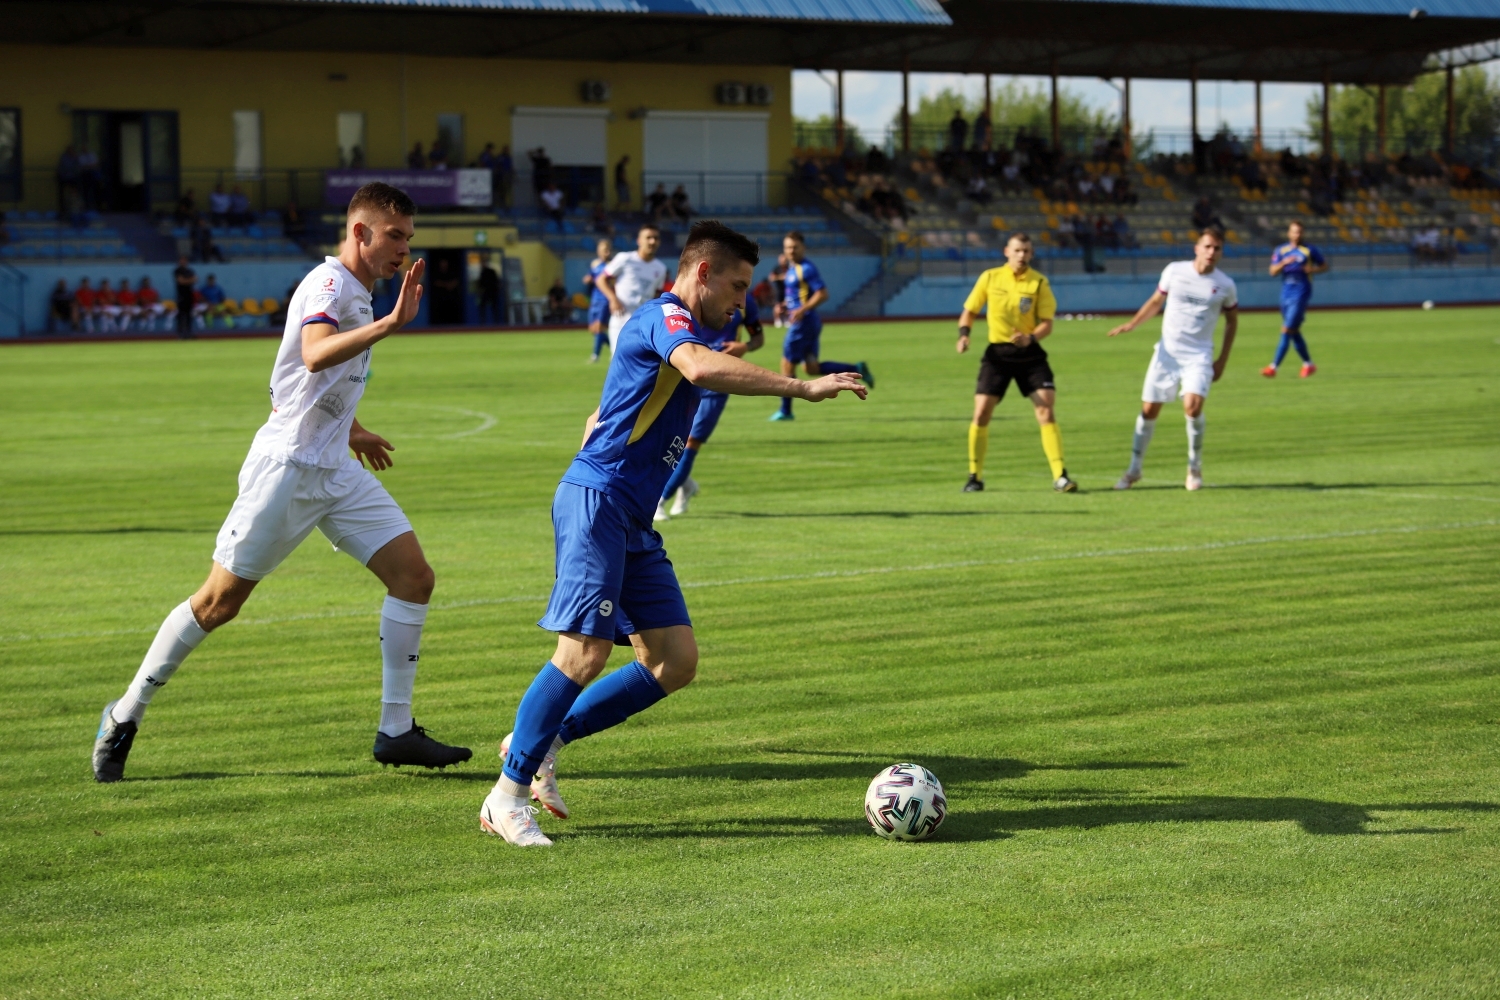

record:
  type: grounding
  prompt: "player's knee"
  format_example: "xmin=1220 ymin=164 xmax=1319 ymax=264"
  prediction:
xmin=193 ymin=592 xmax=242 ymax=631
xmin=403 ymin=560 xmax=436 ymax=603
xmin=659 ymin=651 xmax=698 ymax=692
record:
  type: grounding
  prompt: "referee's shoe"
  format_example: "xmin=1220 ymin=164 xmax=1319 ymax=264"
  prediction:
xmin=1054 ymin=473 xmax=1078 ymax=493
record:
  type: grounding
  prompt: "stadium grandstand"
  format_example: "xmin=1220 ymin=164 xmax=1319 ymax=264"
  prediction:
xmin=1 ymin=0 xmax=1498 ymax=335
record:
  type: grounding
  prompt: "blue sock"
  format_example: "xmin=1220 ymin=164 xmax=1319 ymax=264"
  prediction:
xmin=502 ymin=662 xmax=583 ymax=784
xmin=592 ymin=332 xmax=608 ymax=356
xmin=1290 ymin=332 xmax=1311 ymax=363
xmin=779 ymin=395 xmax=793 ymax=416
xmin=816 ymin=360 xmax=858 ymax=375
xmin=1273 ymin=333 xmax=1292 ymax=367
xmin=558 ymin=661 xmax=667 ymax=744
xmin=661 ymin=446 xmax=698 ymax=501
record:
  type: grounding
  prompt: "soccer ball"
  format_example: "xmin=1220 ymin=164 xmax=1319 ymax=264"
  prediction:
xmin=1422 ymin=300 xmax=1436 ymax=310
xmin=864 ymin=763 xmax=947 ymax=841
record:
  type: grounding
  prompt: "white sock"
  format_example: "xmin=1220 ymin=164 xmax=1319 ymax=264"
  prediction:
xmin=378 ymin=595 xmax=428 ymax=737
xmin=1187 ymin=414 xmax=1205 ymax=471
xmin=494 ymin=776 xmax=530 ymax=800
xmin=113 ymin=601 xmax=208 ymax=724
xmin=1128 ymin=415 xmax=1156 ymax=477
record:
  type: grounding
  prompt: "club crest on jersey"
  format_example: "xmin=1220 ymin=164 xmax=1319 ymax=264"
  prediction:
xmin=1018 ymin=296 xmax=1034 ymax=313
xmin=314 ymin=393 xmax=346 ymax=418
xmin=322 ymin=277 xmax=337 ymax=290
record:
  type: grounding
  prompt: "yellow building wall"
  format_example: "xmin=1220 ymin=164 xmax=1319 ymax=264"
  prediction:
xmin=1 ymin=43 xmax=792 ymax=202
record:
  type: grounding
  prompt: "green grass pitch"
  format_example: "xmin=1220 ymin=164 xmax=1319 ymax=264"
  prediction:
xmin=2 ymin=306 xmax=1498 ymax=998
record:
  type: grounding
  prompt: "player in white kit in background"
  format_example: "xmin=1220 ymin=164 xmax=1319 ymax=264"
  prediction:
xmin=600 ymin=223 xmax=667 ymax=354
xmin=1107 ymin=226 xmax=1239 ymax=492
xmin=92 ymin=182 xmax=473 ymax=782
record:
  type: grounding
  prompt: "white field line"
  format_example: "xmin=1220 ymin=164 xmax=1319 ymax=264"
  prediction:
xmin=5 ymin=518 xmax=1495 ymax=644
xmin=360 ymin=402 xmax=497 ymax=440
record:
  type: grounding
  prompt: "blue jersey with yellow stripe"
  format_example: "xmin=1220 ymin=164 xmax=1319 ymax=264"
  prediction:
xmin=783 ymin=259 xmax=826 ymax=316
xmin=1271 ymin=242 xmax=1324 ymax=293
xmin=587 ymin=257 xmax=611 ymax=309
xmin=562 ymin=292 xmax=708 ymax=524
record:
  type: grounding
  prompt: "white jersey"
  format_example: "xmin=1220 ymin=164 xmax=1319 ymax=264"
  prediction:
xmin=604 ymin=251 xmax=667 ymax=312
xmin=249 ymin=257 xmax=374 ymax=469
xmin=1156 ymin=261 xmax=1237 ymax=359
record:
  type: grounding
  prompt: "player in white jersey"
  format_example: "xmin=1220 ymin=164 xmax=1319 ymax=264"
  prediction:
xmin=600 ymin=223 xmax=667 ymax=353
xmin=1107 ymin=227 xmax=1239 ymax=492
xmin=93 ymin=183 xmax=472 ymax=783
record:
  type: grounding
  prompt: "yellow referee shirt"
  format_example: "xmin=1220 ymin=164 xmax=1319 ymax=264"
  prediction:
xmin=963 ymin=266 xmax=1057 ymax=344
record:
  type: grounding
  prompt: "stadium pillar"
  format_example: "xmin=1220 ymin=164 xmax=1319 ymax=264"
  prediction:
xmin=1050 ymin=58 xmax=1060 ymax=152
xmin=1377 ymin=84 xmax=1387 ymax=157
xmin=1190 ymin=65 xmax=1198 ymax=173
xmin=984 ymin=74 xmax=992 ymax=127
xmin=1253 ymin=81 xmax=1263 ymax=154
xmin=1122 ymin=77 xmax=1132 ymax=160
xmin=835 ymin=69 xmax=845 ymax=153
xmin=1445 ymin=65 xmax=1455 ymax=156
xmin=901 ymin=59 xmax=911 ymax=153
xmin=1322 ymin=67 xmax=1332 ymax=158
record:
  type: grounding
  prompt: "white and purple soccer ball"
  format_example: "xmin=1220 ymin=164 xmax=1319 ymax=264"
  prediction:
xmin=864 ymin=763 xmax=947 ymax=841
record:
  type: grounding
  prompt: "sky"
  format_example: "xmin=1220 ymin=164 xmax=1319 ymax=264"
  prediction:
xmin=791 ymin=69 xmax=1487 ymax=150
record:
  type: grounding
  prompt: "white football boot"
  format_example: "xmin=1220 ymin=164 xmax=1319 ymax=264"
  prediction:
xmin=1185 ymin=468 xmax=1203 ymax=491
xmin=498 ymin=732 xmax=569 ymax=819
xmin=1114 ymin=470 xmax=1141 ymax=490
xmin=669 ymin=478 xmax=699 ymax=516
xmin=653 ymin=500 xmax=671 ymax=523
xmin=479 ymin=789 xmax=553 ymax=847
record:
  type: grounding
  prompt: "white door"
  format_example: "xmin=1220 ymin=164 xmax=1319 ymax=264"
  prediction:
xmin=510 ymin=107 xmax=608 ymax=206
xmin=643 ymin=111 xmax=769 ymax=208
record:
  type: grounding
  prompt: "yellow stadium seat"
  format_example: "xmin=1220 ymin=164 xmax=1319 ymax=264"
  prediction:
xmin=262 ymin=298 xmax=279 ymax=314
xmin=241 ymin=298 xmax=262 ymax=315
xmin=571 ymin=292 xmax=590 ymax=309
xmin=1159 ymin=229 xmax=1173 ymax=243
xmin=991 ymin=216 xmax=1006 ymax=229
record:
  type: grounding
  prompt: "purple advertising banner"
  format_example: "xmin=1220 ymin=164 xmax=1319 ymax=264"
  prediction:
xmin=324 ymin=169 xmax=493 ymax=209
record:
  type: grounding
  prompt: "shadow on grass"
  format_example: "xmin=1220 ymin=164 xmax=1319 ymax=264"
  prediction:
xmin=566 ymin=796 xmax=1495 ymax=843
xmin=1 ymin=526 xmax=215 ymax=536
xmin=131 ymin=770 xmax=358 ymax=782
xmin=702 ymin=510 xmax=1091 ymax=519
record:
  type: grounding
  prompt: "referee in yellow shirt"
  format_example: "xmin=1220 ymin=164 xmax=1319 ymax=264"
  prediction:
xmin=956 ymin=232 xmax=1076 ymax=492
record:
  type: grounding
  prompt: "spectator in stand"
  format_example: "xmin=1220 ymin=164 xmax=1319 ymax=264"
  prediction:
xmin=200 ymin=273 xmax=227 ymax=327
xmin=1191 ymin=196 xmax=1221 ymax=233
xmin=646 ymin=183 xmax=670 ymax=223
xmin=590 ymin=202 xmax=614 ymax=236
xmin=77 ymin=144 xmax=101 ymax=211
xmin=57 ymin=145 xmax=82 ymax=216
xmin=407 ymin=142 xmax=426 ymax=169
xmin=948 ymin=109 xmax=968 ymax=153
xmin=477 ymin=142 xmax=500 ymax=204
xmin=497 ymin=145 xmax=514 ymax=209
xmin=193 ymin=218 xmax=225 ymax=263
xmin=545 ymin=277 xmax=570 ymax=324
xmin=614 ymin=155 xmax=632 ymax=210
xmin=429 ymin=134 xmax=450 ymax=170
xmin=1112 ymin=214 xmax=1137 ymax=249
xmin=972 ymin=107 xmax=992 ymax=151
xmin=116 ymin=281 xmax=139 ymax=331
xmin=282 ymin=202 xmax=307 ymax=240
xmin=228 ymin=186 xmax=252 ymax=227
xmin=48 ymin=279 xmax=74 ymax=333
xmin=476 ymin=252 xmax=504 ymax=325
xmin=348 ymin=145 xmax=365 ymax=168
xmin=137 ymin=277 xmax=166 ymax=330
xmin=539 ymin=182 xmax=566 ymax=231
xmin=669 ymin=184 xmax=693 ymax=221
xmin=96 ymin=279 xmax=121 ymax=332
xmin=208 ymin=184 xmax=231 ymax=226
xmin=529 ymin=147 xmax=553 ymax=196
xmin=864 ymin=146 xmax=889 ymax=174
xmin=74 ymin=277 xmax=96 ymax=333
xmin=966 ymin=174 xmax=992 ymax=206
xmin=173 ymin=256 xmax=196 ymax=339
xmin=175 ymin=188 xmax=197 ymax=226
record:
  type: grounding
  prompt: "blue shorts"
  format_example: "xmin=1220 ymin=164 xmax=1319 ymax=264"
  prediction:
xmin=588 ymin=297 xmax=610 ymax=326
xmin=538 ymin=483 xmax=691 ymax=644
xmin=1280 ymin=287 xmax=1310 ymax=332
xmin=688 ymin=390 xmax=728 ymax=441
xmin=782 ymin=314 xmax=823 ymax=363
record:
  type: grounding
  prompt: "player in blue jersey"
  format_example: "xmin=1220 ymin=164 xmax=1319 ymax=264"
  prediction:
xmin=584 ymin=237 xmax=613 ymax=362
xmin=1262 ymin=221 xmax=1327 ymax=379
xmin=770 ymin=231 xmax=873 ymax=421
xmin=479 ymin=221 xmax=866 ymax=846
xmin=654 ymin=294 xmax=765 ymax=521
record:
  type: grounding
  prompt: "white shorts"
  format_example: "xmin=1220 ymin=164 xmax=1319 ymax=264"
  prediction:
xmin=212 ymin=452 xmax=412 ymax=581
xmin=1143 ymin=343 xmax=1214 ymax=403
xmin=607 ymin=311 xmax=629 ymax=353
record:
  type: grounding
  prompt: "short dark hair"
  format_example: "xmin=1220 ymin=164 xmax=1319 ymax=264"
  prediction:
xmin=679 ymin=220 xmax=760 ymax=277
xmin=785 ymin=230 xmax=806 ymax=244
xmin=348 ymin=182 xmax=416 ymax=219
xmin=1007 ymin=231 xmax=1033 ymax=245
xmin=1200 ymin=224 xmax=1226 ymax=243
xmin=638 ymin=222 xmax=660 ymax=235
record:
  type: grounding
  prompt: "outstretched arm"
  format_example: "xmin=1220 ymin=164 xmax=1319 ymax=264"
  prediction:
xmin=302 ymin=259 xmax=425 ymax=373
xmin=1108 ymin=289 xmax=1166 ymax=337
xmin=669 ymin=342 xmax=866 ymax=401
xmin=1213 ymin=307 xmax=1238 ymax=382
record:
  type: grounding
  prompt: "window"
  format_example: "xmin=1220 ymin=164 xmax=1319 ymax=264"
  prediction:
xmin=337 ymin=112 xmax=365 ymax=167
xmin=232 ymin=110 xmax=261 ymax=177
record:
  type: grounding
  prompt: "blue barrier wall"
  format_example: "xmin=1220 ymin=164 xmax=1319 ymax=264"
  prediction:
xmin=7 ymin=261 xmax=316 ymax=335
xmin=885 ymin=266 xmax=1500 ymax=317
xmin=562 ymin=253 xmax=880 ymax=316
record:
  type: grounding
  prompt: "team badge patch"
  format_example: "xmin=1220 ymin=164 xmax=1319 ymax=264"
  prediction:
xmin=1018 ymin=296 xmax=1034 ymax=313
xmin=662 ymin=302 xmax=693 ymax=334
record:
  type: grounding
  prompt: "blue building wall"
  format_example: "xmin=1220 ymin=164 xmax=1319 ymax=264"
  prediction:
xmin=884 ymin=266 xmax=1500 ymax=317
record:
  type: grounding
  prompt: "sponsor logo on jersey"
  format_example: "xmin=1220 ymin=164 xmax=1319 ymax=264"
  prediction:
xmin=663 ymin=435 xmax=687 ymax=468
xmin=314 ymin=393 xmax=346 ymax=418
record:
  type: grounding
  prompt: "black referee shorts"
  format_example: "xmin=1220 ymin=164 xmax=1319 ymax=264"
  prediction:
xmin=976 ymin=342 xmax=1055 ymax=400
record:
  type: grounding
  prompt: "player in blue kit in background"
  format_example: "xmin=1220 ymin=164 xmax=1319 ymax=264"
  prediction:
xmin=480 ymin=221 xmax=866 ymax=846
xmin=770 ymin=231 xmax=873 ymax=421
xmin=584 ymin=237 xmax=613 ymax=362
xmin=1263 ymin=220 xmax=1327 ymax=378
xmin=654 ymin=293 xmax=765 ymax=521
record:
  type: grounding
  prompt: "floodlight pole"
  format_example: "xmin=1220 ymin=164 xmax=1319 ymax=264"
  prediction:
xmin=1253 ymin=80 xmax=1263 ymax=154
xmin=984 ymin=73 xmax=992 ymax=134
xmin=1190 ymin=63 xmax=1198 ymax=172
xmin=902 ymin=57 xmax=911 ymax=153
xmin=1123 ymin=77 xmax=1132 ymax=160
xmin=1050 ymin=57 xmax=1060 ymax=152
xmin=1445 ymin=65 xmax=1455 ymax=157
xmin=1377 ymin=83 xmax=1386 ymax=157
xmin=836 ymin=68 xmax=845 ymax=153
xmin=1322 ymin=66 xmax=1332 ymax=159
